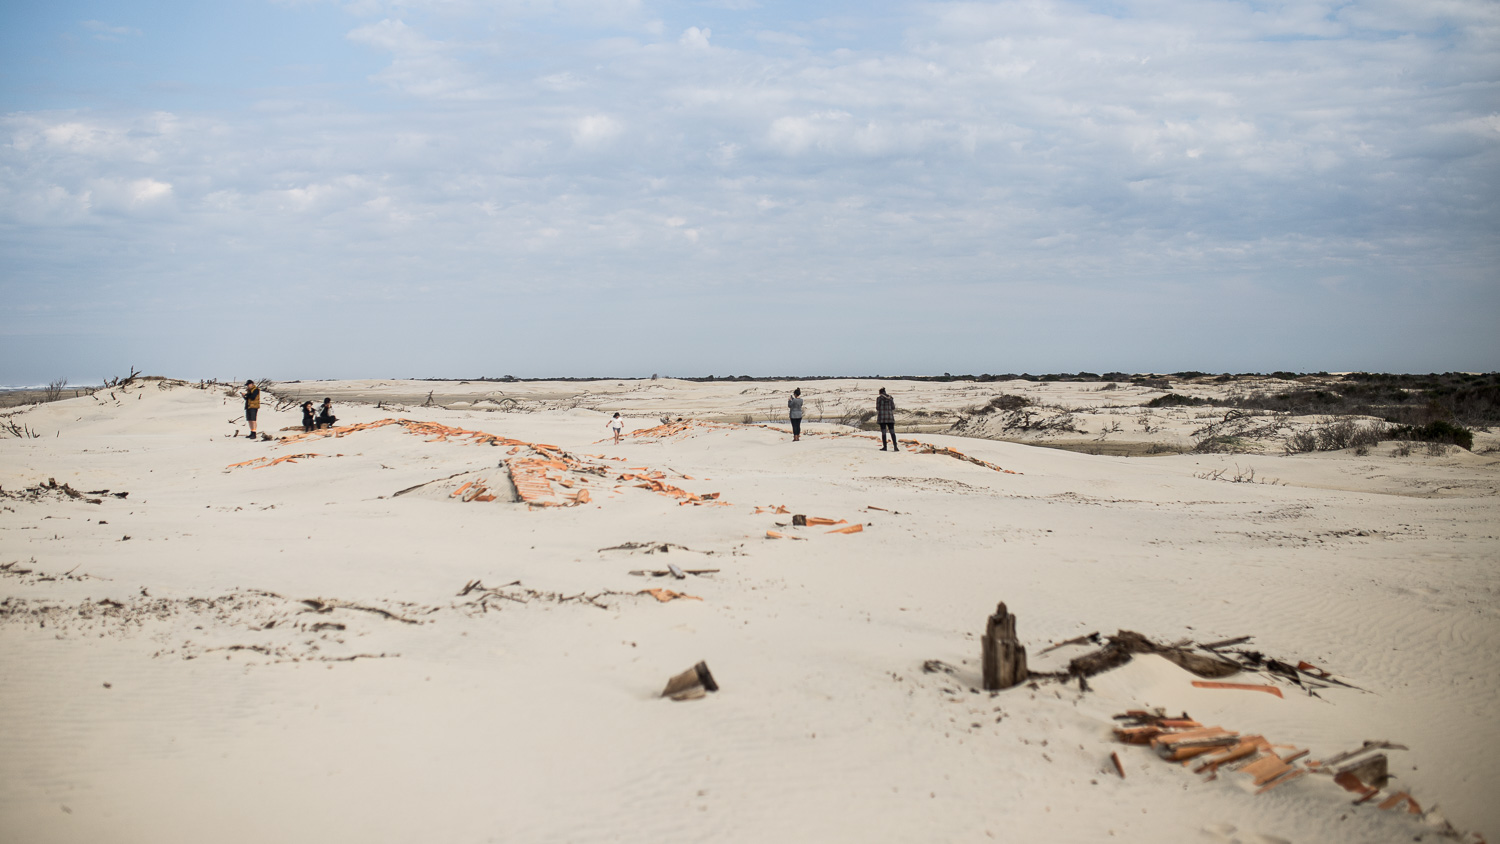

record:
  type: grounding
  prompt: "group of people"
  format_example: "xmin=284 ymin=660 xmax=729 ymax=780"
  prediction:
xmin=238 ymin=380 xmax=337 ymax=438
xmin=787 ymin=387 xmax=899 ymax=450
xmin=243 ymin=380 xmax=898 ymax=448
xmin=302 ymin=398 xmax=338 ymax=432
xmin=602 ymin=389 xmax=901 ymax=450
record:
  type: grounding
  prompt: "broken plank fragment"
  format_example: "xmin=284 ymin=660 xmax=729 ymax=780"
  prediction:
xmin=1377 ymin=791 xmax=1421 ymax=814
xmin=1255 ymin=768 xmax=1305 ymax=794
xmin=1192 ymin=681 xmax=1283 ymax=698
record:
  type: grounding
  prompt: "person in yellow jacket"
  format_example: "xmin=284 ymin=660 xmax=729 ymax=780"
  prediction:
xmin=242 ymin=380 xmax=261 ymax=439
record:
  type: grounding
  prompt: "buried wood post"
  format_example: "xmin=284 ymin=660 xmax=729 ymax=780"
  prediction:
xmin=982 ymin=602 xmax=1028 ymax=691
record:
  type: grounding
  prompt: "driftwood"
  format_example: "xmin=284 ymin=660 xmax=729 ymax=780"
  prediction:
xmin=1068 ymin=630 xmax=1241 ymax=680
xmin=300 ymin=598 xmax=421 ymax=625
xmin=981 ymin=603 xmax=1028 ymax=691
xmin=1038 ymin=631 xmax=1100 ymax=655
xmin=392 ymin=471 xmax=474 ymax=497
xmin=598 ymin=541 xmax=713 ymax=555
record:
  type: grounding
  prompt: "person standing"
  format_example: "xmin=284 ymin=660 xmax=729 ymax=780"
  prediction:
xmin=788 ymin=388 xmax=804 ymax=442
xmin=242 ymin=380 xmax=261 ymax=439
xmin=607 ymin=412 xmax=625 ymax=444
xmin=876 ymin=387 xmax=898 ymax=451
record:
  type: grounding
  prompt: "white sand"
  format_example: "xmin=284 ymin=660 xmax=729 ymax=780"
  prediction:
xmin=1 ymin=378 xmax=1496 ymax=843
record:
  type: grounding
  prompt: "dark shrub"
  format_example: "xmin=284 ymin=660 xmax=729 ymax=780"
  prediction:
xmin=985 ymin=394 xmax=1031 ymax=412
xmin=1145 ymin=393 xmax=1203 ymax=408
xmin=1389 ymin=420 xmax=1474 ymax=451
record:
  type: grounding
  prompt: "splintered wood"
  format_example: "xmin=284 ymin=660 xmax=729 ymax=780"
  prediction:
xmin=1114 ymin=710 xmax=1306 ymax=793
xmin=1112 ymin=710 xmax=1462 ymax=833
xmin=227 ymin=417 xmax=725 ymax=509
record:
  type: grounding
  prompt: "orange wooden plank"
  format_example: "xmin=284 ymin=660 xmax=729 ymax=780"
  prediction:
xmin=1192 ymin=681 xmax=1284 ymax=698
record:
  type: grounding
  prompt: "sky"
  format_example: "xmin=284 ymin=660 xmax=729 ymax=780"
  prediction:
xmin=1 ymin=0 xmax=1497 ymax=384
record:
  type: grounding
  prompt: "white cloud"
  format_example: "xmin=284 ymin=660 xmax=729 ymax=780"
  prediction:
xmin=679 ymin=26 xmax=712 ymax=50
xmin=347 ymin=19 xmax=490 ymax=99
xmin=3 ymin=0 xmax=1497 ymax=377
xmin=87 ymin=177 xmax=173 ymax=214
xmin=572 ymin=114 xmax=622 ymax=147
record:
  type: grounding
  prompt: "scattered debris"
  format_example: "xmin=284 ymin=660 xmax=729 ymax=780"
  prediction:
xmin=1067 ymin=631 xmax=1242 ymax=681
xmin=661 ymin=661 xmax=718 ymax=701
xmin=260 ymin=418 xmax=726 ymax=509
xmin=827 ymin=523 xmax=863 ymax=534
xmin=1 ymin=559 xmax=105 ymax=584
xmin=453 ymin=579 xmax=628 ymax=612
xmin=0 ymin=479 xmax=120 ymax=505
xmin=627 ymin=568 xmax=719 ymax=578
xmin=598 ymin=541 xmax=713 ymax=555
xmin=1113 ymin=710 xmax=1481 ymax=840
xmin=1039 ymin=631 xmax=1101 ymax=655
xmin=639 ymin=588 xmax=701 ymax=603
xmin=1114 ymin=710 xmax=1306 ymax=792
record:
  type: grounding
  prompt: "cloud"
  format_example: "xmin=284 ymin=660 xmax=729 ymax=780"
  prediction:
xmin=346 ymin=18 xmax=491 ymax=99
xmin=679 ymin=26 xmax=712 ymax=50
xmin=80 ymin=20 xmax=141 ymax=41
xmin=573 ymin=114 xmax=623 ymax=147
xmin=2 ymin=0 xmax=1497 ymax=379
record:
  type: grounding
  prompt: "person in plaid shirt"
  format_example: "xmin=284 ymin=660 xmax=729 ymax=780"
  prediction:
xmin=876 ymin=387 xmax=899 ymax=451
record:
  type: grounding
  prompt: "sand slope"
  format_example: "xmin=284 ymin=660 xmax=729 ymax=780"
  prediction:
xmin=1 ymin=378 xmax=1496 ymax=843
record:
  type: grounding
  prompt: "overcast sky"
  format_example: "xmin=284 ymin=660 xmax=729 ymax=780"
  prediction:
xmin=2 ymin=0 xmax=1496 ymax=384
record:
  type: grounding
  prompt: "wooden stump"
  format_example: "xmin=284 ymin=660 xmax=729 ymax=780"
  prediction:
xmin=982 ymin=602 xmax=1028 ymax=691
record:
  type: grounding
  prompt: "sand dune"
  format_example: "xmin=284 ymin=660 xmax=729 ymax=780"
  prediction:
xmin=1 ymin=377 xmax=1495 ymax=843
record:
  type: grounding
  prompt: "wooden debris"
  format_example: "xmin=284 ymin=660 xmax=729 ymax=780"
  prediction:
xmin=1191 ymin=681 xmax=1284 ymax=698
xmin=661 ymin=661 xmax=718 ymax=701
xmin=981 ymin=602 xmax=1028 ymax=691
xmin=1110 ymin=752 xmax=1125 ymax=778
xmin=827 ymin=523 xmax=864 ymax=534
xmin=1039 ymin=631 xmax=1101 ymax=655
xmin=1377 ymin=791 xmax=1422 ymax=814
xmin=1199 ymin=636 xmax=1252 ymax=651
xmin=640 ymin=588 xmax=702 ymax=603
xmin=1069 ymin=630 xmax=1241 ymax=681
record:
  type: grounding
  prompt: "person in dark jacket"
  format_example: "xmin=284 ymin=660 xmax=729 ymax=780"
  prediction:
xmin=301 ymin=401 xmax=316 ymax=432
xmin=876 ymin=387 xmax=898 ymax=451
xmin=316 ymin=398 xmax=338 ymax=429
xmin=788 ymin=388 xmax=804 ymax=442
xmin=242 ymin=380 xmax=261 ymax=439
